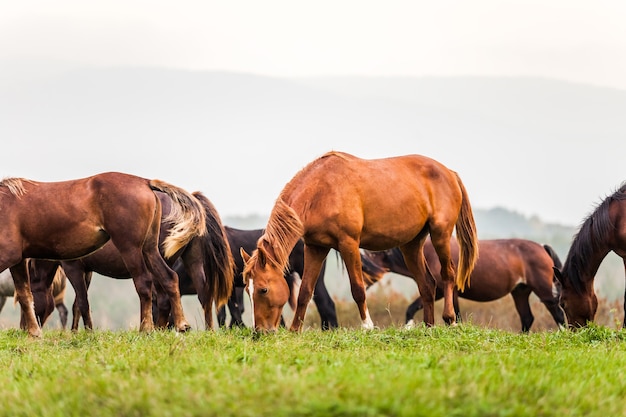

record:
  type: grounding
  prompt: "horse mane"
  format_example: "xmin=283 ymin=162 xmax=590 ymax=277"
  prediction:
xmin=244 ymin=198 xmax=304 ymax=276
xmin=563 ymin=182 xmax=626 ymax=292
xmin=0 ymin=177 xmax=33 ymax=197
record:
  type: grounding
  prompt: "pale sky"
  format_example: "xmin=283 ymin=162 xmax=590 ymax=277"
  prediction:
xmin=2 ymin=1 xmax=626 ymax=89
xmin=1 ymin=1 xmax=625 ymax=226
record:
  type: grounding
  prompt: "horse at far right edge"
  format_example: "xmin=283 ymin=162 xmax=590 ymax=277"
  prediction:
xmin=554 ymin=182 xmax=626 ymax=328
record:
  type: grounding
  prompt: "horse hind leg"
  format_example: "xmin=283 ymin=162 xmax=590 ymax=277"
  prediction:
xmin=113 ymin=248 xmax=158 ymax=332
xmin=400 ymin=238 xmax=437 ymax=326
xmin=336 ymin=241 xmax=375 ymax=330
xmin=427 ymin=230 xmax=458 ymax=326
xmin=143 ymin=251 xmax=190 ymax=332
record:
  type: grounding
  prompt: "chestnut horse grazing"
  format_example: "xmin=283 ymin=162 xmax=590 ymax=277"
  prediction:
xmin=554 ymin=183 xmax=626 ymax=328
xmin=241 ymin=151 xmax=479 ymax=332
xmin=217 ymin=226 xmax=335 ymax=330
xmin=0 ymin=172 xmax=206 ymax=337
xmin=361 ymin=238 xmax=565 ymax=332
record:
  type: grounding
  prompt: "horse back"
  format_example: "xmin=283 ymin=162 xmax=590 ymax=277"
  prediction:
xmin=282 ymin=152 xmax=463 ymax=250
xmin=1 ymin=172 xmax=156 ymax=260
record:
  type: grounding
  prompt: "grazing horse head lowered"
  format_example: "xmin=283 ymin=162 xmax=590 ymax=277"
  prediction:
xmin=554 ymin=182 xmax=626 ymax=328
xmin=241 ymin=151 xmax=479 ymax=333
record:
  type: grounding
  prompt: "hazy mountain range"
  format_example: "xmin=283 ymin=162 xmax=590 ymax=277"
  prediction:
xmin=1 ymin=67 xmax=624 ymax=227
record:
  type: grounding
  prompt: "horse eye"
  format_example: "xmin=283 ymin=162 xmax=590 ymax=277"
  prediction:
xmin=260 ymin=288 xmax=269 ymax=295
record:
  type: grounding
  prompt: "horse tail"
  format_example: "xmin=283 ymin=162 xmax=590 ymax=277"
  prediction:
xmin=191 ymin=191 xmax=234 ymax=310
xmin=543 ymin=244 xmax=562 ymax=270
xmin=543 ymin=244 xmax=563 ymax=298
xmin=52 ymin=267 xmax=67 ymax=307
xmin=149 ymin=179 xmax=207 ymax=259
xmin=360 ymin=251 xmax=387 ymax=288
xmin=453 ymin=172 xmax=479 ymax=292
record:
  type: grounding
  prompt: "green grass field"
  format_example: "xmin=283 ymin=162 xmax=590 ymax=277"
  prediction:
xmin=1 ymin=324 xmax=625 ymax=417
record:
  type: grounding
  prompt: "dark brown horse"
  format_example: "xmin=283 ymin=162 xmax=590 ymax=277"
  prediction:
xmin=30 ymin=191 xmax=234 ymax=331
xmin=554 ymin=183 xmax=626 ymax=328
xmin=242 ymin=151 xmax=479 ymax=332
xmin=0 ymin=172 xmax=205 ymax=336
xmin=217 ymin=226 xmax=337 ymax=330
xmin=361 ymin=238 xmax=565 ymax=332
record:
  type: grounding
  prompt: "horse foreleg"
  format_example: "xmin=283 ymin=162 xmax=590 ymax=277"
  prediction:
xmin=623 ymin=259 xmax=626 ymax=329
xmin=28 ymin=259 xmax=58 ymax=328
xmin=144 ymin=253 xmax=189 ymax=332
xmin=290 ymin=245 xmax=330 ymax=332
xmin=511 ymin=286 xmax=534 ymax=332
xmin=9 ymin=261 xmax=41 ymax=338
xmin=229 ymin=286 xmax=245 ymax=327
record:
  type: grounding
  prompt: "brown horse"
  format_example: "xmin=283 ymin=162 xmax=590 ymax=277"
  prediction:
xmin=0 ymin=172 xmax=206 ymax=337
xmin=241 ymin=151 xmax=479 ymax=332
xmin=554 ymin=183 xmax=626 ymax=328
xmin=361 ymin=238 xmax=565 ymax=332
xmin=29 ymin=191 xmax=234 ymax=331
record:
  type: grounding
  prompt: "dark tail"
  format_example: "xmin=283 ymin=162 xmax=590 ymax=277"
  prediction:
xmin=543 ymin=244 xmax=563 ymax=298
xmin=149 ymin=179 xmax=207 ymax=259
xmin=192 ymin=191 xmax=234 ymax=310
xmin=360 ymin=250 xmax=388 ymax=288
xmin=543 ymin=244 xmax=562 ymax=270
xmin=454 ymin=172 xmax=479 ymax=291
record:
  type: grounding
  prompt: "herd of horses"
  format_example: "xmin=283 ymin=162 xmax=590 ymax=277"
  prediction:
xmin=0 ymin=151 xmax=624 ymax=336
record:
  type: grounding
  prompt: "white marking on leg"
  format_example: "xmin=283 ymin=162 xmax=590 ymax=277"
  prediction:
xmin=404 ymin=319 xmax=415 ymax=330
xmin=361 ymin=309 xmax=374 ymax=330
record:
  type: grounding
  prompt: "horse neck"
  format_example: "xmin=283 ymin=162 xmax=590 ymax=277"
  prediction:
xmin=564 ymin=241 xmax=611 ymax=289
xmin=262 ymin=198 xmax=304 ymax=272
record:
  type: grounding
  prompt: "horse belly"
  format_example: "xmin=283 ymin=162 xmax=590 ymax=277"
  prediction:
xmin=23 ymin=228 xmax=110 ymax=260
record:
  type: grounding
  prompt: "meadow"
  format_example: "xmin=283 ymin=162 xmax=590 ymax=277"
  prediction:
xmin=1 ymin=323 xmax=626 ymax=417
xmin=0 ymin=274 xmax=624 ymax=417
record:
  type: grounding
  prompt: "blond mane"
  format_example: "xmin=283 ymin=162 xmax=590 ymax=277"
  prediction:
xmin=0 ymin=177 xmax=32 ymax=197
xmin=244 ymin=198 xmax=304 ymax=277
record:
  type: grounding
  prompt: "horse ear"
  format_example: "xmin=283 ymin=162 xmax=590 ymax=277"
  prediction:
xmin=257 ymin=247 xmax=268 ymax=267
xmin=240 ymin=248 xmax=251 ymax=263
xmin=552 ymin=266 xmax=563 ymax=283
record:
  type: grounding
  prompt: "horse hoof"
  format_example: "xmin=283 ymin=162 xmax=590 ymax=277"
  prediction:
xmin=404 ymin=320 xmax=415 ymax=330
xmin=28 ymin=328 xmax=42 ymax=338
xmin=177 ymin=323 xmax=191 ymax=333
